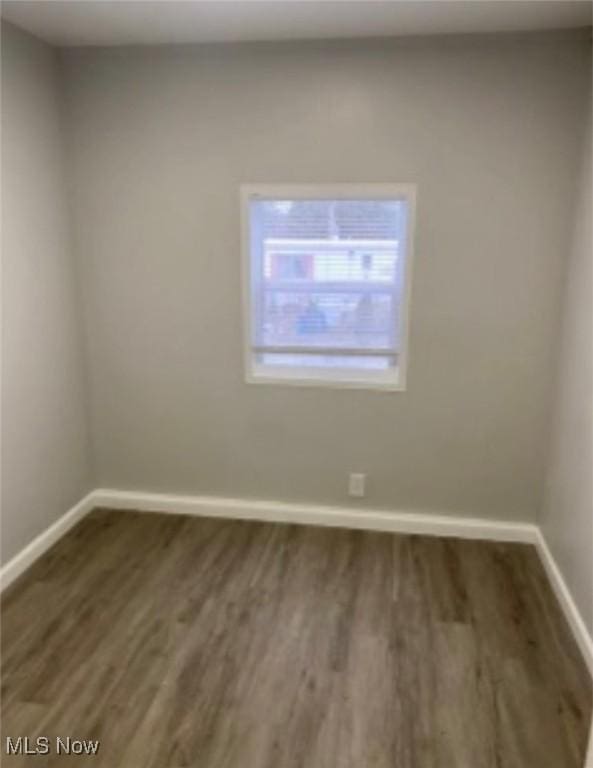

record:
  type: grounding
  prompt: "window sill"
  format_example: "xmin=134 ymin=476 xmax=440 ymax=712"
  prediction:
xmin=246 ymin=366 xmax=406 ymax=392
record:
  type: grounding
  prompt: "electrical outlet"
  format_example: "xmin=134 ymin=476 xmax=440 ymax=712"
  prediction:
xmin=349 ymin=473 xmax=366 ymax=498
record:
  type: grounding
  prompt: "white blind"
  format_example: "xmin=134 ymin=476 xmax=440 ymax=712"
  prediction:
xmin=248 ymin=198 xmax=409 ymax=374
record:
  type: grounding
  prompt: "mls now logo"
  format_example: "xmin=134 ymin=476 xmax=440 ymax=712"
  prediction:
xmin=6 ymin=736 xmax=100 ymax=756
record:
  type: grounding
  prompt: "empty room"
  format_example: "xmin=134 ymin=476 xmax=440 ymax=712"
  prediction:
xmin=1 ymin=1 xmax=592 ymax=765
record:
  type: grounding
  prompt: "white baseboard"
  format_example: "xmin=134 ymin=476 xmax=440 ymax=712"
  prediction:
xmin=534 ymin=529 xmax=593 ymax=677
xmin=0 ymin=491 xmax=95 ymax=592
xmin=91 ymin=488 xmax=539 ymax=543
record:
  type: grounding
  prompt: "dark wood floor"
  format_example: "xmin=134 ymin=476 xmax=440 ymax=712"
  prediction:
xmin=1 ymin=509 xmax=591 ymax=767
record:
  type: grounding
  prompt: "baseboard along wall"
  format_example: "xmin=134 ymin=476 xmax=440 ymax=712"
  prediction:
xmin=0 ymin=491 xmax=96 ymax=591
xmin=1 ymin=487 xmax=591 ymax=677
xmin=92 ymin=488 xmax=540 ymax=542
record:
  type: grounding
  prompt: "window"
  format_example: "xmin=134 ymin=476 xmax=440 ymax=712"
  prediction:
xmin=241 ymin=184 xmax=416 ymax=390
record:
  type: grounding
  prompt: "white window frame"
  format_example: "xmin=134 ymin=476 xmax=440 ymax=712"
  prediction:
xmin=240 ymin=183 xmax=417 ymax=391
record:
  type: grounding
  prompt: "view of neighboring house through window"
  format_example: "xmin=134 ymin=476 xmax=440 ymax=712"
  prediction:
xmin=242 ymin=185 xmax=416 ymax=389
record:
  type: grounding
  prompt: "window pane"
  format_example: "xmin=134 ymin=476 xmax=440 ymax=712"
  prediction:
xmin=250 ymin=199 xmax=408 ymax=355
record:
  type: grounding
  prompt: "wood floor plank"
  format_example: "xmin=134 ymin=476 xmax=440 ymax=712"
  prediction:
xmin=1 ymin=510 xmax=591 ymax=767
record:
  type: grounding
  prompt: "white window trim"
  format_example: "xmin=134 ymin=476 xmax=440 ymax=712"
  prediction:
xmin=240 ymin=183 xmax=417 ymax=392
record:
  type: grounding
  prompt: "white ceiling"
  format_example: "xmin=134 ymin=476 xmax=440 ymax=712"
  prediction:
xmin=2 ymin=0 xmax=591 ymax=47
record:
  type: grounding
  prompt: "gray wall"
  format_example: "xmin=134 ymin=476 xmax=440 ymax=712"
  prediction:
xmin=62 ymin=33 xmax=591 ymax=521
xmin=540 ymin=87 xmax=592 ymax=635
xmin=1 ymin=22 xmax=91 ymax=563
